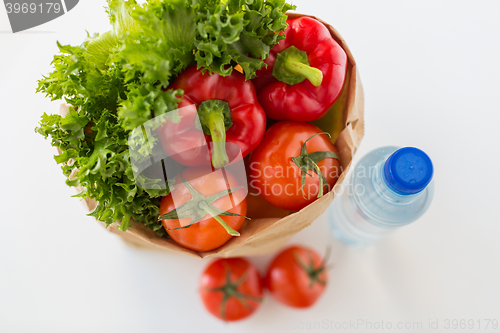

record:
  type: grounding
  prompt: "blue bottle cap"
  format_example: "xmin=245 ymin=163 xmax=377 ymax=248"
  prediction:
xmin=383 ymin=147 xmax=433 ymax=195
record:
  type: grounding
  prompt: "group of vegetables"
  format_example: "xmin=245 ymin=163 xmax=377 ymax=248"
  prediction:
xmin=155 ymin=17 xmax=346 ymax=251
xmin=36 ymin=0 xmax=347 ymax=252
xmin=200 ymin=245 xmax=329 ymax=321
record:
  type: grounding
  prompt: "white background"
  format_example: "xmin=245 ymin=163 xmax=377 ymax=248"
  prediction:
xmin=1 ymin=1 xmax=499 ymax=332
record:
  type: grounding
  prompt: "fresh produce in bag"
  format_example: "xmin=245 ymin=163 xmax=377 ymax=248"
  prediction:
xmin=36 ymin=0 xmax=294 ymax=236
xmin=36 ymin=0 xmax=364 ymax=257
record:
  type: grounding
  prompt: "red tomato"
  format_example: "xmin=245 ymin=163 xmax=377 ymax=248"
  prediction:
xmin=265 ymin=245 xmax=328 ymax=308
xmin=160 ymin=167 xmax=247 ymax=252
xmin=248 ymin=121 xmax=341 ymax=211
xmin=200 ymin=258 xmax=263 ymax=321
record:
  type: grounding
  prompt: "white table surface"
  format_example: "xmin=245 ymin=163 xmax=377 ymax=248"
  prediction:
xmin=1 ymin=1 xmax=499 ymax=332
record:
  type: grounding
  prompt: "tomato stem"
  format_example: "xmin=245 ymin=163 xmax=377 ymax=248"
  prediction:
xmin=199 ymin=201 xmax=240 ymax=236
xmin=203 ymin=262 xmax=262 ymax=321
xmin=291 ymin=132 xmax=340 ymax=198
xmin=293 ymin=249 xmax=329 ymax=289
xmin=158 ymin=172 xmax=248 ymax=236
xmin=273 ymin=46 xmax=323 ymax=87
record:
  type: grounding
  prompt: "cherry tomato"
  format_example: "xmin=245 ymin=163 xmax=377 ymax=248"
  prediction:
xmin=159 ymin=167 xmax=247 ymax=252
xmin=248 ymin=121 xmax=341 ymax=211
xmin=265 ymin=245 xmax=328 ymax=308
xmin=200 ymin=258 xmax=263 ymax=321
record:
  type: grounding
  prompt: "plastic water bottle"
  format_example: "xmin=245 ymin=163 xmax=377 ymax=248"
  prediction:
xmin=328 ymin=146 xmax=434 ymax=246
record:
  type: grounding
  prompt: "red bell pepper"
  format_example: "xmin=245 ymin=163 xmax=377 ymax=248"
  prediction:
xmin=252 ymin=17 xmax=347 ymax=122
xmin=158 ymin=65 xmax=267 ymax=169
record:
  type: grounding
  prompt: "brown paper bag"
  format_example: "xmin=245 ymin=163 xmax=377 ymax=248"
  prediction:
xmin=66 ymin=13 xmax=364 ymax=259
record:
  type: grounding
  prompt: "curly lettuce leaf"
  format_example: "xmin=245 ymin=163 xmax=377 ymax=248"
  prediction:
xmin=119 ymin=83 xmax=183 ymax=130
xmin=117 ymin=0 xmax=196 ymax=86
xmin=194 ymin=0 xmax=295 ymax=79
xmin=115 ymin=0 xmax=195 ymax=129
xmin=85 ymin=0 xmax=139 ymax=71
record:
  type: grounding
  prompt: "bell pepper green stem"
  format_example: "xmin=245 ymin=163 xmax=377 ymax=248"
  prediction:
xmin=197 ymin=100 xmax=233 ymax=169
xmin=207 ymin=116 xmax=229 ymax=169
xmin=284 ymin=59 xmax=323 ymax=87
xmin=272 ymin=46 xmax=323 ymax=87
